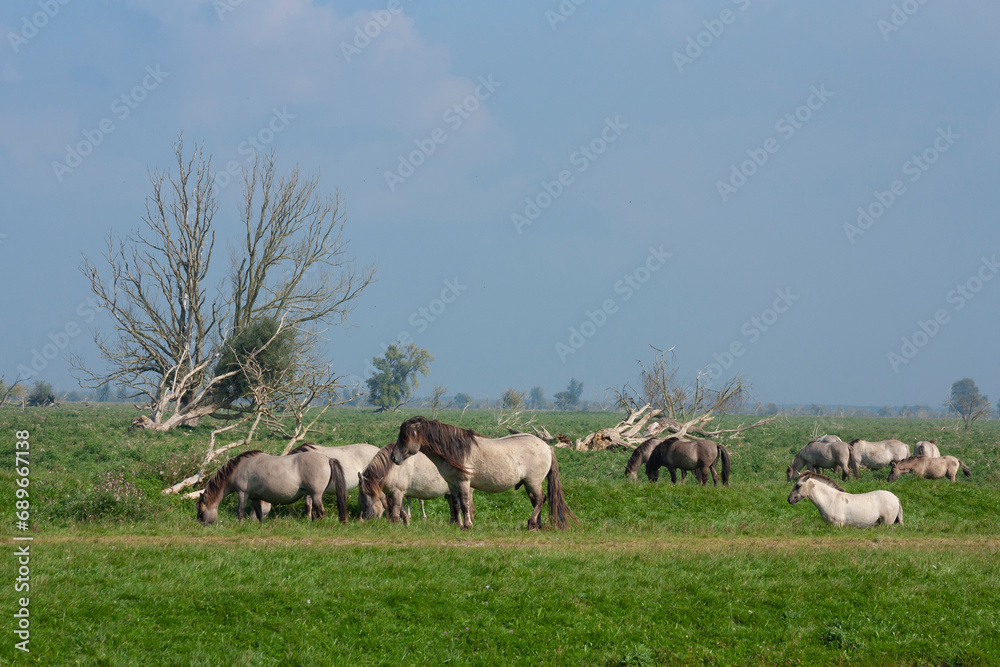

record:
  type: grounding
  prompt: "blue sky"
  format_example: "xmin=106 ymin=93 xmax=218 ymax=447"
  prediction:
xmin=1 ymin=0 xmax=998 ymax=408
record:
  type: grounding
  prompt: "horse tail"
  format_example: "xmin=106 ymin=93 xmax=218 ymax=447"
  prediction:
xmin=644 ymin=442 xmax=664 ymax=482
xmin=717 ymin=444 xmax=731 ymax=486
xmin=546 ymin=449 xmax=578 ymax=530
xmin=847 ymin=445 xmax=859 ymax=480
xmin=328 ymin=458 xmax=348 ymax=524
xmin=959 ymin=459 xmax=972 ymax=477
xmin=895 ymin=502 xmax=904 ymax=526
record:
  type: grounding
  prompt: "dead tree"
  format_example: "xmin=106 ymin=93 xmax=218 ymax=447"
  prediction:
xmin=550 ymin=346 xmax=775 ymax=451
xmin=74 ymin=139 xmax=374 ymax=431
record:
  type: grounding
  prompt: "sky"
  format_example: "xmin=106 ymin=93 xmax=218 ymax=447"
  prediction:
xmin=1 ymin=0 xmax=998 ymax=409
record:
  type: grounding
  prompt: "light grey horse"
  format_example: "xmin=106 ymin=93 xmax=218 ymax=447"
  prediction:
xmin=390 ymin=416 xmax=576 ymax=530
xmin=788 ymin=471 xmax=903 ymax=527
xmin=914 ymin=440 xmax=941 ymax=458
xmin=357 ymin=445 xmax=457 ymax=524
xmin=196 ymin=450 xmax=347 ymax=525
xmin=787 ymin=439 xmax=855 ymax=481
xmin=848 ymin=439 xmax=910 ymax=473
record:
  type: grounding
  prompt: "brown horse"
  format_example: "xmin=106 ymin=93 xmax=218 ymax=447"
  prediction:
xmin=645 ymin=437 xmax=731 ymax=486
xmin=389 ymin=416 xmax=576 ymax=530
xmin=888 ymin=455 xmax=971 ymax=483
xmin=626 ymin=436 xmax=693 ymax=482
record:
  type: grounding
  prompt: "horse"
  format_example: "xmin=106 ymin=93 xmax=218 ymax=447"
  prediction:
xmin=914 ymin=440 xmax=941 ymax=458
xmin=287 ymin=442 xmax=380 ymax=492
xmin=357 ymin=445 xmax=458 ymax=524
xmin=389 ymin=416 xmax=576 ymax=530
xmin=787 ymin=471 xmax=903 ymax=527
xmin=786 ymin=439 xmax=855 ymax=481
xmin=625 ymin=436 xmax=690 ymax=482
xmin=645 ymin=437 xmax=731 ymax=486
xmin=195 ymin=450 xmax=347 ymax=525
xmin=888 ymin=455 xmax=971 ymax=483
xmin=848 ymin=438 xmax=910 ymax=473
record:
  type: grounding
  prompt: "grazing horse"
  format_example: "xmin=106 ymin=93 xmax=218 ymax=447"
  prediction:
xmin=389 ymin=416 xmax=575 ymax=530
xmin=625 ymin=437 xmax=689 ymax=482
xmin=196 ymin=450 xmax=347 ymax=525
xmin=788 ymin=471 xmax=903 ymax=527
xmin=848 ymin=439 xmax=910 ymax=473
xmin=645 ymin=437 xmax=731 ymax=486
xmin=888 ymin=455 xmax=971 ymax=483
xmin=786 ymin=439 xmax=856 ymax=481
xmin=914 ymin=440 xmax=941 ymax=458
xmin=357 ymin=445 xmax=458 ymax=524
xmin=288 ymin=442 xmax=380 ymax=493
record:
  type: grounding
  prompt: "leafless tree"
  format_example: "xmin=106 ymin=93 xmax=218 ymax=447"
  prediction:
xmin=74 ymin=139 xmax=374 ymax=432
xmin=430 ymin=385 xmax=448 ymax=419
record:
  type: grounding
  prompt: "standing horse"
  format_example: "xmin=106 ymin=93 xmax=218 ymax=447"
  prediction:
xmin=196 ymin=450 xmax=347 ymax=525
xmin=888 ymin=455 xmax=971 ymax=483
xmin=389 ymin=416 xmax=575 ymax=530
xmin=645 ymin=437 xmax=731 ymax=486
xmin=848 ymin=439 xmax=910 ymax=473
xmin=788 ymin=471 xmax=903 ymax=527
xmin=914 ymin=441 xmax=941 ymax=458
xmin=288 ymin=442 xmax=380 ymax=492
xmin=357 ymin=445 xmax=458 ymax=524
xmin=786 ymin=439 xmax=856 ymax=481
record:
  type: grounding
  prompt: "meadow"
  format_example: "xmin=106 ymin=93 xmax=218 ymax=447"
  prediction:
xmin=2 ymin=405 xmax=999 ymax=665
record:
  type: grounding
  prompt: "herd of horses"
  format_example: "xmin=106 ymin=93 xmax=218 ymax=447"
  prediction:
xmin=194 ymin=418 xmax=971 ymax=531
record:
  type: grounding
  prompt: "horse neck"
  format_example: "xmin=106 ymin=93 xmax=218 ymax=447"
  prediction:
xmin=203 ymin=469 xmax=238 ymax=510
xmin=363 ymin=448 xmax=394 ymax=490
xmin=804 ymin=479 xmax=841 ymax=506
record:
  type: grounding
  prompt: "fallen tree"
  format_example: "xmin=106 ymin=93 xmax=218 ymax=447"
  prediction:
xmin=535 ymin=346 xmax=776 ymax=451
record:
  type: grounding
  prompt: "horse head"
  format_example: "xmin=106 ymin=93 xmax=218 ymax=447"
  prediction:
xmin=357 ymin=472 xmax=387 ymax=522
xmin=195 ymin=493 xmax=218 ymax=525
xmin=391 ymin=417 xmax=426 ymax=464
xmin=785 ymin=465 xmax=795 ymax=482
xmin=787 ymin=477 xmax=812 ymax=505
xmin=887 ymin=462 xmax=902 ymax=482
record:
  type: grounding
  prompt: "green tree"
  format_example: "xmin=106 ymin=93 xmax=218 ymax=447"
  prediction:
xmin=450 ymin=392 xmax=473 ymax=409
xmin=213 ymin=316 xmax=296 ymax=404
xmin=947 ymin=378 xmax=990 ymax=430
xmin=27 ymin=380 xmax=56 ymax=407
xmin=365 ymin=344 xmax=433 ymax=412
xmin=554 ymin=378 xmax=583 ymax=410
xmin=528 ymin=386 xmax=545 ymax=409
xmin=501 ymin=388 xmax=525 ymax=410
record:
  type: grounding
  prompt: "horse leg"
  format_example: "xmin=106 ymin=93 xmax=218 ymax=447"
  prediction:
xmin=304 ymin=495 xmax=313 ymax=520
xmin=237 ymin=491 xmax=247 ymax=523
xmin=398 ymin=493 xmax=411 ymax=526
xmin=312 ymin=494 xmax=326 ymax=521
xmin=445 ymin=493 xmax=460 ymax=525
xmin=525 ymin=481 xmax=546 ymax=530
xmin=708 ymin=463 xmax=719 ymax=486
xmin=251 ymin=499 xmax=264 ymax=523
xmin=420 ymin=499 xmax=427 ymax=520
xmin=669 ymin=466 xmax=678 ymax=484
xmin=457 ymin=482 xmax=475 ymax=529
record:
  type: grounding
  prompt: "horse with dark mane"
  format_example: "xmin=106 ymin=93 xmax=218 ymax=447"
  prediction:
xmin=645 ymin=436 xmax=731 ymax=486
xmin=786 ymin=438 xmax=855 ymax=481
xmin=389 ymin=416 xmax=576 ymax=530
xmin=196 ymin=449 xmax=347 ymax=525
xmin=357 ymin=444 xmax=457 ymax=524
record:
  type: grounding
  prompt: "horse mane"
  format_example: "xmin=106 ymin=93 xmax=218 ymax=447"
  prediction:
xmin=895 ymin=455 xmax=927 ymax=465
xmin=287 ymin=442 xmax=319 ymax=455
xmin=360 ymin=445 xmax=394 ymax=496
xmin=400 ymin=416 xmax=480 ymax=472
xmin=625 ymin=437 xmax=663 ymax=476
xmin=798 ymin=471 xmax=845 ymax=492
xmin=200 ymin=450 xmax=267 ymax=506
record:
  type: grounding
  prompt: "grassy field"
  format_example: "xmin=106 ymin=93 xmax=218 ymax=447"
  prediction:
xmin=2 ymin=405 xmax=999 ymax=665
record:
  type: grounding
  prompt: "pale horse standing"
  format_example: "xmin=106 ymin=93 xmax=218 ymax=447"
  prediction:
xmin=788 ymin=471 xmax=903 ymax=527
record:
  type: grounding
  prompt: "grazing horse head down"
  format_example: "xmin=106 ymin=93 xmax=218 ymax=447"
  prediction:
xmin=196 ymin=450 xmax=267 ymax=525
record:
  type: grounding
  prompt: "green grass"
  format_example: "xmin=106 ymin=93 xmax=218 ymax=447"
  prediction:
xmin=2 ymin=405 xmax=1000 ymax=665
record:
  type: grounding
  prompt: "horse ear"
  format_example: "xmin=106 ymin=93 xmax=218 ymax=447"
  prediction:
xmin=358 ymin=472 xmax=364 ymax=484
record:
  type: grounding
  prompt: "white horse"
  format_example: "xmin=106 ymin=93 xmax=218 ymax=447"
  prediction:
xmin=848 ymin=438 xmax=910 ymax=472
xmin=787 ymin=439 xmax=855 ymax=481
xmin=788 ymin=471 xmax=903 ymax=527
xmin=914 ymin=440 xmax=941 ymax=458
